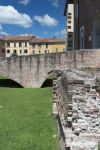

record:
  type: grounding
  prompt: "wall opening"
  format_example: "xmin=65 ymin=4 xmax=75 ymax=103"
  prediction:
xmin=0 ymin=76 xmax=23 ymax=88
xmin=41 ymin=72 xmax=54 ymax=88
xmin=93 ymin=17 xmax=100 ymax=48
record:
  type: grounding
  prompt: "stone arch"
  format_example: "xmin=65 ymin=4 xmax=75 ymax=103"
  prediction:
xmin=40 ymin=70 xmax=54 ymax=88
xmin=0 ymin=73 xmax=23 ymax=87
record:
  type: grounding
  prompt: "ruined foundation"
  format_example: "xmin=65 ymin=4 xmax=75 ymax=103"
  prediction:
xmin=53 ymin=69 xmax=100 ymax=150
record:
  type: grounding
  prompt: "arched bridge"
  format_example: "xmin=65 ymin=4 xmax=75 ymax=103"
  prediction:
xmin=0 ymin=49 xmax=100 ymax=88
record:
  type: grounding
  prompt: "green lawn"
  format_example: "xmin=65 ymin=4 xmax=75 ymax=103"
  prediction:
xmin=0 ymin=76 xmax=7 ymax=79
xmin=0 ymin=88 xmax=60 ymax=150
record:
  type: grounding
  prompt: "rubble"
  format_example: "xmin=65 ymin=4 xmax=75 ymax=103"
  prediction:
xmin=71 ymin=139 xmax=98 ymax=150
xmin=53 ymin=69 xmax=100 ymax=150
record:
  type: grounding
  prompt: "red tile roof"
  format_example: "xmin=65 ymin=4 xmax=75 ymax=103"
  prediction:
xmin=30 ymin=38 xmax=65 ymax=43
xmin=2 ymin=35 xmax=35 ymax=41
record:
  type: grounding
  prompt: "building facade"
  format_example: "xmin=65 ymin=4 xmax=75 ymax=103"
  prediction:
xmin=64 ymin=0 xmax=74 ymax=50
xmin=64 ymin=0 xmax=100 ymax=49
xmin=0 ymin=38 xmax=5 ymax=57
xmin=0 ymin=36 xmax=65 ymax=57
xmin=30 ymin=38 xmax=66 ymax=54
xmin=3 ymin=35 xmax=35 ymax=57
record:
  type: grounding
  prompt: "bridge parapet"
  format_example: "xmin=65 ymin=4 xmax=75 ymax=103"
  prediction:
xmin=0 ymin=49 xmax=100 ymax=88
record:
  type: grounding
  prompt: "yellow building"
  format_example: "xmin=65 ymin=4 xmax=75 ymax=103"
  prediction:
xmin=0 ymin=36 xmax=66 ymax=57
xmin=3 ymin=35 xmax=35 ymax=57
xmin=30 ymin=38 xmax=66 ymax=54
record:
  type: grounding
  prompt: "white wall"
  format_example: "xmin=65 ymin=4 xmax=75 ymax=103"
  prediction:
xmin=67 ymin=4 xmax=74 ymax=32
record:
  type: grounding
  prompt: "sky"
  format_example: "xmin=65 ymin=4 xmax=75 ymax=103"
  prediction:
xmin=0 ymin=0 xmax=66 ymax=38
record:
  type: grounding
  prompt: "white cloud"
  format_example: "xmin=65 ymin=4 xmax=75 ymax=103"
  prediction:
xmin=0 ymin=5 xmax=32 ymax=28
xmin=33 ymin=14 xmax=58 ymax=27
xmin=55 ymin=29 xmax=66 ymax=38
xmin=0 ymin=31 xmax=9 ymax=36
xmin=19 ymin=0 xmax=30 ymax=5
xmin=49 ymin=0 xmax=59 ymax=7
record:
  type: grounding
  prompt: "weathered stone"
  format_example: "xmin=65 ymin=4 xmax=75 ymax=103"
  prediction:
xmin=52 ymin=68 xmax=100 ymax=150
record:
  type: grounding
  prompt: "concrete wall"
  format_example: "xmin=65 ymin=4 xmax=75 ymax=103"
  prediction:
xmin=0 ymin=49 xmax=100 ymax=88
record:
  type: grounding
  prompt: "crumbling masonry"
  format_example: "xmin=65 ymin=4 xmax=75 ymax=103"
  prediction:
xmin=53 ymin=68 xmax=100 ymax=150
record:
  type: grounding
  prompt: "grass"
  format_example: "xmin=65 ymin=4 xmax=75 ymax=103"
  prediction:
xmin=0 ymin=87 xmax=60 ymax=150
xmin=0 ymin=76 xmax=7 ymax=79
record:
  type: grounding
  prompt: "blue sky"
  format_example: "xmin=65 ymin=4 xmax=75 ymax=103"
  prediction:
xmin=0 ymin=0 xmax=66 ymax=38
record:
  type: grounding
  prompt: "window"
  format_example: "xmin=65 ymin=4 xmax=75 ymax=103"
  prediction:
xmin=68 ymin=20 xmax=71 ymax=24
xmin=68 ymin=33 xmax=73 ymax=41
xmin=68 ymin=26 xmax=71 ymax=29
xmin=68 ymin=40 xmax=73 ymax=49
xmin=48 ymin=50 xmax=49 ymax=53
xmin=32 ymin=44 xmax=35 ymax=48
xmin=45 ymin=50 xmax=47 ymax=53
xmin=55 ymin=48 xmax=58 ymax=53
xmin=20 ymin=50 xmax=22 ymax=53
xmin=38 ymin=43 xmax=41 ymax=48
xmin=46 ymin=43 xmax=48 ymax=48
xmin=68 ymin=34 xmax=72 ymax=38
xmin=13 ymin=50 xmax=17 ymax=54
xmin=7 ymin=43 xmax=10 ymax=47
xmin=68 ymin=16 xmax=71 ymax=19
xmin=33 ymin=50 xmax=35 ymax=54
xmin=7 ymin=50 xmax=10 ymax=53
xmin=19 ymin=42 xmax=22 ymax=47
xmin=68 ymin=13 xmax=71 ymax=16
xmin=38 ymin=50 xmax=41 ymax=54
xmin=25 ymin=42 xmax=27 ymax=47
xmin=14 ymin=43 xmax=16 ymax=47
xmin=24 ymin=49 xmax=28 ymax=53
xmin=68 ymin=41 xmax=72 ymax=46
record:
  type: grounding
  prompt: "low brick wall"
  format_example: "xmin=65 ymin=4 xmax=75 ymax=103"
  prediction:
xmin=53 ymin=69 xmax=100 ymax=150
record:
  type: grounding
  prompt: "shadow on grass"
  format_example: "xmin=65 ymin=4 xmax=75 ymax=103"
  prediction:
xmin=0 ymin=79 xmax=22 ymax=88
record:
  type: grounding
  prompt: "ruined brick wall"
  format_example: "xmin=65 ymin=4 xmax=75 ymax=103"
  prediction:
xmin=53 ymin=69 xmax=100 ymax=150
xmin=0 ymin=50 xmax=100 ymax=88
xmin=52 ymin=73 xmax=69 ymax=150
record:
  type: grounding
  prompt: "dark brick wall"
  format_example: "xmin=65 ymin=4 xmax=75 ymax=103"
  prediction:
xmin=79 ymin=0 xmax=93 ymax=49
xmin=75 ymin=0 xmax=100 ymax=49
